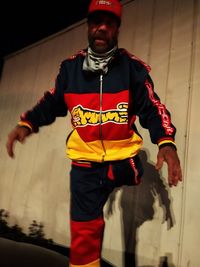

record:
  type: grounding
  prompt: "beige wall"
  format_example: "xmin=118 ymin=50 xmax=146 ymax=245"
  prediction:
xmin=0 ymin=0 xmax=199 ymax=266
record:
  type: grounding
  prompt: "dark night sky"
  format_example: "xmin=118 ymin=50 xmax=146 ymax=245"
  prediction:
xmin=0 ymin=1 xmax=91 ymax=59
xmin=0 ymin=0 xmax=123 ymax=75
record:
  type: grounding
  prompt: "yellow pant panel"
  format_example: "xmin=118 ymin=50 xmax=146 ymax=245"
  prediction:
xmin=70 ymin=258 xmax=100 ymax=267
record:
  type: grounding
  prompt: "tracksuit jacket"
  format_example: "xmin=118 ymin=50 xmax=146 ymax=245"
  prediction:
xmin=19 ymin=48 xmax=176 ymax=267
xmin=19 ymin=48 xmax=176 ymax=161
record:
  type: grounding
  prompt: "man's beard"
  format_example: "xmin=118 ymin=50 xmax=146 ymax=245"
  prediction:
xmin=88 ymin=33 xmax=118 ymax=54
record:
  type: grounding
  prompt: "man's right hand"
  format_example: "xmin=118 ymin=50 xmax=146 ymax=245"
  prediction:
xmin=6 ymin=126 xmax=31 ymax=158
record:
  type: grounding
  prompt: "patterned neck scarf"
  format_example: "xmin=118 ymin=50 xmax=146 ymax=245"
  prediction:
xmin=83 ymin=46 xmax=117 ymax=74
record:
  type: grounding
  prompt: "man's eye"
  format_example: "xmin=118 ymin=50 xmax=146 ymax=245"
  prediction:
xmin=89 ymin=18 xmax=101 ymax=25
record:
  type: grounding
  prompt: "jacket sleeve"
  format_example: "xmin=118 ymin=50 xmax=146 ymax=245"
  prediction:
xmin=19 ymin=61 xmax=68 ymax=133
xmin=131 ymin=65 xmax=176 ymax=147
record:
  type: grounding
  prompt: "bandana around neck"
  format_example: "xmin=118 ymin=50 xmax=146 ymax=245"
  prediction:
xmin=83 ymin=46 xmax=117 ymax=74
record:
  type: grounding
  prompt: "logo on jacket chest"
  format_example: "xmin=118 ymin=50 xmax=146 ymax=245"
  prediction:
xmin=71 ymin=103 xmax=128 ymax=127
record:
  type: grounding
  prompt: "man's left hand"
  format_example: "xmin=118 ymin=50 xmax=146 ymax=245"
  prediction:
xmin=155 ymin=146 xmax=182 ymax=187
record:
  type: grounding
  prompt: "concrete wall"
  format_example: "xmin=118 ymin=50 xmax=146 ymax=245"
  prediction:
xmin=0 ymin=0 xmax=199 ymax=266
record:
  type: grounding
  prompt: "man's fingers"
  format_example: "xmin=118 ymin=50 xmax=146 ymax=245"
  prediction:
xmin=6 ymin=126 xmax=31 ymax=158
xmin=155 ymin=155 xmax=164 ymax=170
xmin=168 ymin=163 xmax=182 ymax=187
xmin=19 ymin=135 xmax=26 ymax=143
xmin=156 ymin=146 xmax=183 ymax=187
xmin=6 ymin=130 xmax=20 ymax=158
xmin=6 ymin=137 xmax=15 ymax=158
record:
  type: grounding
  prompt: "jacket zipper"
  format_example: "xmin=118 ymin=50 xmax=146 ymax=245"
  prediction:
xmin=99 ymin=74 xmax=106 ymax=161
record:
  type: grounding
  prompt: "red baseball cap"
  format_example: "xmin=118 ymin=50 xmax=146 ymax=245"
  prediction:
xmin=88 ymin=0 xmax=122 ymax=23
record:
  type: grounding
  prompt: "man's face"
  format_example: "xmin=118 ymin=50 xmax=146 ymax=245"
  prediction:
xmin=87 ymin=12 xmax=119 ymax=54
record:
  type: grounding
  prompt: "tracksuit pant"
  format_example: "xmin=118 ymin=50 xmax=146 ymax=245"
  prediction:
xmin=69 ymin=156 xmax=143 ymax=267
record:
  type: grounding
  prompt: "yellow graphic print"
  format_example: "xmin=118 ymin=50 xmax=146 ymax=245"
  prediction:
xmin=71 ymin=103 xmax=128 ymax=127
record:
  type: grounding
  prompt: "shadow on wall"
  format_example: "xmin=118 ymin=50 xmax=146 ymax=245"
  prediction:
xmin=0 ymin=209 xmax=58 ymax=250
xmin=0 ymin=209 xmax=69 ymax=267
xmin=0 ymin=209 xmax=113 ymax=267
xmin=105 ymin=149 xmax=176 ymax=267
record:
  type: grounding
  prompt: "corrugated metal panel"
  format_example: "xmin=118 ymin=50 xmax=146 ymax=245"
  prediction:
xmin=179 ymin=0 xmax=200 ymax=266
xmin=0 ymin=21 xmax=88 ymax=247
xmin=0 ymin=0 xmax=199 ymax=266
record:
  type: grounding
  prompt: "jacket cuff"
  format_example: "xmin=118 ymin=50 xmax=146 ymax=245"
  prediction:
xmin=158 ymin=139 xmax=177 ymax=151
xmin=18 ymin=121 xmax=33 ymax=133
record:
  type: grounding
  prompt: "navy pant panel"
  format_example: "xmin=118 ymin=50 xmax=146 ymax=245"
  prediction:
xmin=70 ymin=163 xmax=115 ymax=222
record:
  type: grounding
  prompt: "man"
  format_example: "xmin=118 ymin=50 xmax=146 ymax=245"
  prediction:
xmin=6 ymin=0 xmax=182 ymax=266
